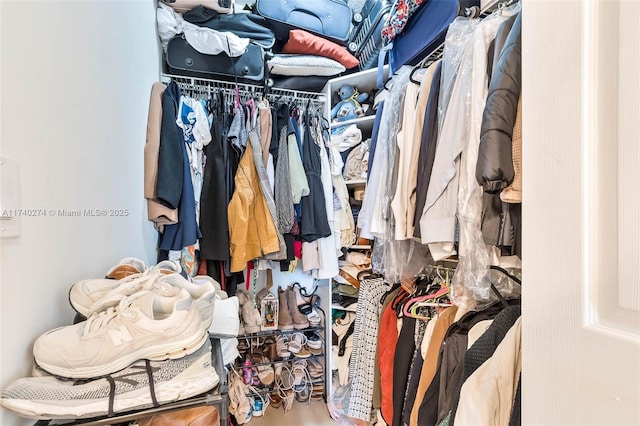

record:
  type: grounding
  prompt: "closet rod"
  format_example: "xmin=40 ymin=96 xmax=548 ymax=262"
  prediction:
xmin=412 ymin=0 xmax=514 ymax=71
xmin=162 ymin=73 xmax=327 ymax=103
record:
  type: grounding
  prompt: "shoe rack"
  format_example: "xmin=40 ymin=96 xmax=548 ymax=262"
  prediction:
xmin=31 ymin=337 xmax=229 ymax=426
xmin=234 ymin=323 xmax=328 ymax=406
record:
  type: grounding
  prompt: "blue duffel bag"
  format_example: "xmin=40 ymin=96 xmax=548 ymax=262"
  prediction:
xmin=256 ymin=0 xmax=352 ymax=44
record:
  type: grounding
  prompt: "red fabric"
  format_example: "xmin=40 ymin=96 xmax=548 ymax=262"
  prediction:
xmin=294 ymin=240 xmax=303 ymax=259
xmin=378 ymin=297 xmax=401 ymax=423
xmin=245 ymin=261 xmax=254 ymax=290
xmin=282 ymin=30 xmax=359 ymax=69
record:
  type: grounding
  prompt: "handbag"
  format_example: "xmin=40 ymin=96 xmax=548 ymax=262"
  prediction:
xmin=255 ymin=0 xmax=352 ymax=44
xmin=166 ymin=35 xmax=265 ymax=82
xmin=389 ymin=0 xmax=479 ymax=73
xmin=134 ymin=406 xmax=220 ymax=426
xmin=160 ymin=0 xmax=233 ymax=14
xmin=183 ymin=5 xmax=276 ymax=49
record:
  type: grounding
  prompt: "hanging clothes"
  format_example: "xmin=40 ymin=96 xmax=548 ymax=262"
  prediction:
xmin=412 ymin=61 xmax=442 ymax=240
xmin=452 ymin=4 xmax=521 ymax=305
xmin=287 ymin=115 xmax=310 ymax=205
xmin=274 ymin=126 xmax=295 ymax=235
xmin=404 ymin=60 xmax=440 ymax=239
xmin=417 ymin=17 xmax=479 ymax=260
xmin=158 ymin=82 xmax=201 ymax=252
xmin=200 ymin=93 xmax=231 ymax=261
xmin=453 ymin=317 xmax=522 ymax=426
xmin=312 ymin=120 xmax=340 ymax=279
xmin=392 ymin=315 xmax=417 ymax=426
xmin=156 ymin=81 xmax=184 ymax=210
xmin=411 ymin=306 xmax=458 ymax=426
xmin=347 ymin=276 xmax=390 ymax=422
xmin=300 ymin=107 xmax=331 ymax=243
xmin=176 ymin=94 xmax=211 ymax=225
xmin=227 ymin=142 xmax=280 ymax=272
xmin=390 ymin=70 xmax=423 ymax=241
xmin=449 ymin=305 xmax=522 ymax=422
xmin=145 ymin=82 xmax=178 ymax=228
xmin=248 ymin=128 xmax=287 ymax=259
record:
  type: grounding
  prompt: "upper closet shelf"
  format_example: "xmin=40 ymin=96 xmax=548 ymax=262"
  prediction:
xmin=344 ymin=179 xmax=367 ymax=187
xmin=329 ymin=115 xmax=376 ymax=134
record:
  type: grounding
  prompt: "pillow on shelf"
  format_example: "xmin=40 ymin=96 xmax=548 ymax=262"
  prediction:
xmin=267 ymin=54 xmax=346 ymax=77
xmin=282 ymin=29 xmax=359 ymax=69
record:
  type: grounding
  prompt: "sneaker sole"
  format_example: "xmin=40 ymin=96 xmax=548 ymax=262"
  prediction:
xmin=1 ymin=370 xmax=219 ymax=420
xmin=36 ymin=331 xmax=209 ymax=379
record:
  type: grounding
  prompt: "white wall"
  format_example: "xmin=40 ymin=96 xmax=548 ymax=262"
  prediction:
xmin=0 ymin=1 xmax=159 ymax=424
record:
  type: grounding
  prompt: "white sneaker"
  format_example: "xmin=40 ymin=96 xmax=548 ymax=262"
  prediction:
xmin=2 ymin=340 xmax=219 ymax=419
xmin=34 ymin=289 xmax=207 ymax=379
xmin=156 ymin=273 xmax=217 ymax=329
xmin=69 ymin=260 xmax=181 ymax=317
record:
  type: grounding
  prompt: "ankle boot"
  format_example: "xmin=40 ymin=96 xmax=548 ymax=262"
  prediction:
xmin=287 ymin=286 xmax=310 ymax=330
xmin=278 ymin=287 xmax=294 ymax=330
xmin=238 ymin=291 xmax=262 ymax=334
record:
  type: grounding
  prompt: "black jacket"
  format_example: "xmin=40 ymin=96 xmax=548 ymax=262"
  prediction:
xmin=156 ymin=81 xmax=184 ymax=209
xmin=476 ymin=12 xmax=522 ymax=193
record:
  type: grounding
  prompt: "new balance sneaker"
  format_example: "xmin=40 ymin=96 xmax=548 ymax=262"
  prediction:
xmin=33 ymin=290 xmax=207 ymax=379
xmin=69 ymin=260 xmax=181 ymax=318
xmin=104 ymin=257 xmax=147 ymax=280
xmin=156 ymin=273 xmax=217 ymax=329
xmin=1 ymin=340 xmax=219 ymax=419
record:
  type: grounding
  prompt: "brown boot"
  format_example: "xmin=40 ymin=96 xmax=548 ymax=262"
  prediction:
xmin=287 ymin=286 xmax=310 ymax=329
xmin=278 ymin=287 xmax=294 ymax=330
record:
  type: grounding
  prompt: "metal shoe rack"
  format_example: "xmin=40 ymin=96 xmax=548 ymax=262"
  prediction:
xmin=233 ymin=310 xmax=328 ymax=404
xmin=32 ymin=336 xmax=229 ymax=426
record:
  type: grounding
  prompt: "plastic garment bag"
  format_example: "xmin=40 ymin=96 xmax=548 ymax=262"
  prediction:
xmin=451 ymin=3 xmax=522 ymax=310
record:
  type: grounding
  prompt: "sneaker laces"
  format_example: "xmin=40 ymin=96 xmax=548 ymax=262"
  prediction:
xmin=87 ymin=270 xmax=164 ymax=316
xmin=83 ymin=291 xmax=145 ymax=336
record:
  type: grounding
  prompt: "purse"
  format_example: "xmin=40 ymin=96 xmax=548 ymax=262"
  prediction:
xmin=166 ymin=35 xmax=265 ymax=82
xmin=160 ymin=0 xmax=233 ymax=14
xmin=133 ymin=406 xmax=220 ymax=426
xmin=255 ymin=0 xmax=352 ymax=44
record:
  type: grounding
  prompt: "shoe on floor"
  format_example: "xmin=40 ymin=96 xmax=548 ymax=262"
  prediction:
xmin=1 ymin=340 xmax=219 ymax=419
xmin=34 ymin=290 xmax=207 ymax=379
xmin=251 ymin=394 xmax=269 ymax=417
xmin=268 ymin=392 xmax=283 ymax=409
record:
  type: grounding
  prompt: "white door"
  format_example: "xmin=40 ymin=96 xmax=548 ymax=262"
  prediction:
xmin=522 ymin=0 xmax=640 ymax=424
